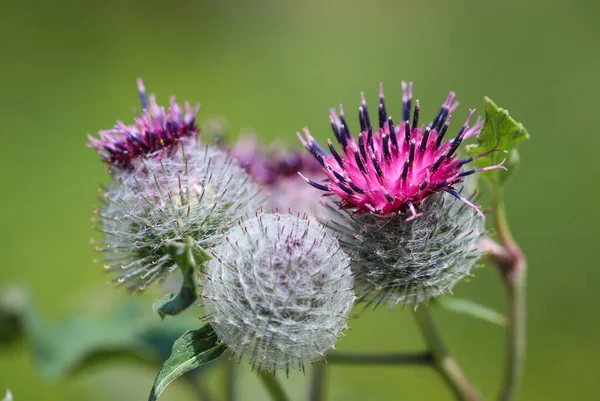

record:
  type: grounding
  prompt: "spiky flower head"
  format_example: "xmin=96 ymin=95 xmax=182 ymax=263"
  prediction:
xmin=89 ymin=81 xmax=262 ymax=291
xmin=298 ymin=82 xmax=506 ymax=219
xmin=328 ymin=191 xmax=484 ymax=306
xmin=202 ymin=213 xmax=355 ymax=374
xmin=88 ymin=79 xmax=199 ymax=169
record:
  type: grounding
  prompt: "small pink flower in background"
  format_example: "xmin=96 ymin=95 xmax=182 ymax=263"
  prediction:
xmin=298 ymin=82 xmax=506 ymax=219
xmin=87 ymin=79 xmax=199 ymax=168
xmin=229 ymin=136 xmax=325 ymax=216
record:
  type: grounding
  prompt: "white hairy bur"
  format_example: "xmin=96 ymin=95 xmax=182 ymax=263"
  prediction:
xmin=325 ymin=192 xmax=484 ymax=307
xmin=93 ymin=138 xmax=263 ymax=291
xmin=202 ymin=213 xmax=355 ymax=374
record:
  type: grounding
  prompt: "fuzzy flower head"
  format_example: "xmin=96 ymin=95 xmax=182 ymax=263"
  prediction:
xmin=93 ymin=142 xmax=263 ymax=291
xmin=88 ymin=79 xmax=199 ymax=169
xmin=202 ymin=213 xmax=355 ymax=374
xmin=88 ymin=82 xmax=262 ymax=291
xmin=298 ymin=82 xmax=506 ymax=219
xmin=328 ymin=191 xmax=483 ymax=306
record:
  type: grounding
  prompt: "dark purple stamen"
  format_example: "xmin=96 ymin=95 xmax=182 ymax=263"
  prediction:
xmin=431 ymin=155 xmax=445 ymax=172
xmin=359 ymin=107 xmax=367 ymax=132
xmin=408 ymin=140 xmax=416 ymax=166
xmin=338 ymin=182 xmax=354 ymax=194
xmin=382 ymin=134 xmax=391 ymax=161
xmin=401 ymin=160 xmax=409 ymax=181
xmin=332 ymin=169 xmax=347 ymax=182
xmin=403 ymin=95 xmax=412 ymax=121
xmin=420 ymin=127 xmax=431 ymax=153
xmin=358 ymin=133 xmax=368 ymax=162
xmin=307 ymin=179 xmax=330 ymax=191
xmin=388 ymin=117 xmax=398 ymax=149
xmin=348 ymin=181 xmax=365 ymax=194
xmin=354 ymin=150 xmax=368 ymax=174
xmin=367 ymin=126 xmax=375 ymax=151
xmin=330 ymin=121 xmax=344 ymax=146
xmin=458 ymin=169 xmax=477 ymax=177
xmin=436 ymin=120 xmax=450 ymax=148
xmin=340 ymin=114 xmax=351 ymax=139
xmin=379 ymin=99 xmax=387 ymax=129
xmin=412 ymin=101 xmax=420 ymax=132
xmin=446 ymin=125 xmax=467 ymax=159
xmin=362 ymin=102 xmax=371 ymax=129
xmin=404 ymin=120 xmax=411 ymax=146
xmin=371 ymin=154 xmax=383 ymax=177
xmin=328 ymin=140 xmax=344 ymax=167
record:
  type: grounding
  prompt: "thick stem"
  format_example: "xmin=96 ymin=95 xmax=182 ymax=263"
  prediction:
xmin=499 ymin=267 xmax=526 ymax=401
xmin=259 ymin=373 xmax=290 ymax=401
xmin=224 ymin=358 xmax=236 ymax=401
xmin=492 ymin=196 xmax=527 ymax=401
xmin=327 ymin=352 xmax=433 ymax=365
xmin=183 ymin=375 xmax=214 ymax=401
xmin=309 ymin=363 xmax=326 ymax=401
xmin=414 ymin=307 xmax=483 ymax=401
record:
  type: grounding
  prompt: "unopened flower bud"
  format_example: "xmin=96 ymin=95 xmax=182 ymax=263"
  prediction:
xmin=202 ymin=213 xmax=355 ymax=374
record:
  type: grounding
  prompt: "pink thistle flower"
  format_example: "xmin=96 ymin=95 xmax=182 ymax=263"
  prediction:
xmin=297 ymin=82 xmax=506 ymax=219
xmin=228 ymin=135 xmax=325 ymax=217
xmin=229 ymin=136 xmax=322 ymax=185
xmin=87 ymin=79 xmax=200 ymax=168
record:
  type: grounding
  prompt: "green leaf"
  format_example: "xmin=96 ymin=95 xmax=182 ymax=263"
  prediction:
xmin=466 ymin=97 xmax=529 ymax=190
xmin=149 ymin=325 xmax=226 ymax=401
xmin=0 ymin=287 xmax=203 ymax=379
xmin=153 ymin=237 xmax=211 ymax=320
xmin=2 ymin=390 xmax=13 ymax=401
xmin=436 ymin=296 xmax=507 ymax=327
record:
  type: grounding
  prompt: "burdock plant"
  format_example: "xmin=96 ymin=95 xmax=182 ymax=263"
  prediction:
xmin=297 ymin=82 xmax=506 ymax=306
xmin=83 ymin=80 xmax=529 ymax=401
xmin=89 ymin=80 xmax=262 ymax=316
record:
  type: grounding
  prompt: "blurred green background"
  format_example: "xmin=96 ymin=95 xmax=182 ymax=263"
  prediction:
xmin=1 ymin=0 xmax=598 ymax=399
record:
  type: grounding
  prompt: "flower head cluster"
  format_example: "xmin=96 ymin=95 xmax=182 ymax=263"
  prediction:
xmin=298 ymin=82 xmax=506 ymax=219
xmin=327 ymin=191 xmax=484 ymax=306
xmin=88 ymin=79 xmax=199 ymax=169
xmin=90 ymin=81 xmax=262 ymax=291
xmin=202 ymin=213 xmax=355 ymax=374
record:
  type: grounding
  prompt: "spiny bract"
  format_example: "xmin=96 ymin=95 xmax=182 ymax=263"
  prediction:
xmin=93 ymin=139 xmax=263 ymax=291
xmin=326 ymin=192 xmax=484 ymax=307
xmin=202 ymin=213 xmax=355 ymax=374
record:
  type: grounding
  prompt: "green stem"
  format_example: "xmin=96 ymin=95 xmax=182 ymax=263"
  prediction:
xmin=183 ymin=375 xmax=213 ymax=401
xmin=309 ymin=363 xmax=326 ymax=401
xmin=492 ymin=196 xmax=527 ymax=401
xmin=327 ymin=352 xmax=433 ymax=365
xmin=414 ymin=307 xmax=483 ymax=401
xmin=259 ymin=373 xmax=290 ymax=401
xmin=224 ymin=358 xmax=236 ymax=401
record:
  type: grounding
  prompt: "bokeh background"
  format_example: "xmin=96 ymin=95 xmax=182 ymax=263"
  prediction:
xmin=1 ymin=0 xmax=598 ymax=400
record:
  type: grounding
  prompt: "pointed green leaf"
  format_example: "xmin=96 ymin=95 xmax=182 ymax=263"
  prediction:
xmin=437 ymin=296 xmax=507 ymax=327
xmin=2 ymin=390 xmax=13 ymax=401
xmin=153 ymin=237 xmax=211 ymax=319
xmin=149 ymin=325 xmax=226 ymax=401
xmin=0 ymin=287 xmax=205 ymax=379
xmin=466 ymin=97 xmax=529 ymax=189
